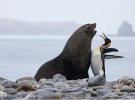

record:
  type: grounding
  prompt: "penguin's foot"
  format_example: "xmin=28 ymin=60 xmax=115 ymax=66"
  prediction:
xmin=88 ymin=75 xmax=106 ymax=87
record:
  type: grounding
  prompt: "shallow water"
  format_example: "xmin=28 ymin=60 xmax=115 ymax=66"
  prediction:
xmin=0 ymin=35 xmax=134 ymax=81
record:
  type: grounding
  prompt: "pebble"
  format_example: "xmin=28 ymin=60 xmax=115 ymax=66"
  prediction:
xmin=3 ymin=88 xmax=17 ymax=95
xmin=16 ymin=76 xmax=35 ymax=82
xmin=62 ymin=87 xmax=81 ymax=93
xmin=0 ymin=85 xmax=4 ymax=91
xmin=103 ymin=92 xmax=119 ymax=99
xmin=0 ymin=75 xmax=135 ymax=99
xmin=36 ymin=92 xmax=62 ymax=99
xmin=1 ymin=80 xmax=16 ymax=88
xmin=15 ymin=91 xmax=29 ymax=98
xmin=54 ymin=82 xmax=70 ymax=89
xmin=96 ymin=88 xmax=112 ymax=96
xmin=16 ymin=83 xmax=36 ymax=92
xmin=120 ymin=86 xmax=135 ymax=92
xmin=0 ymin=77 xmax=6 ymax=82
xmin=88 ymin=75 xmax=106 ymax=87
xmin=53 ymin=74 xmax=67 ymax=82
xmin=0 ymin=91 xmax=7 ymax=99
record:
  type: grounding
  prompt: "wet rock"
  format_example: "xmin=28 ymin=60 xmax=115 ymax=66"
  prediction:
xmin=114 ymin=92 xmax=127 ymax=96
xmin=40 ymin=84 xmax=53 ymax=89
xmin=34 ymin=89 xmax=62 ymax=99
xmin=96 ymin=88 xmax=112 ymax=96
xmin=83 ymin=88 xmax=93 ymax=93
xmin=1 ymin=80 xmax=16 ymax=88
xmin=54 ymin=82 xmax=70 ymax=89
xmin=0 ymin=85 xmax=4 ymax=91
xmin=4 ymin=94 xmax=15 ymax=99
xmin=15 ymin=91 xmax=29 ymax=98
xmin=120 ymin=86 xmax=135 ymax=92
xmin=0 ymin=77 xmax=6 ymax=82
xmin=39 ymin=80 xmax=54 ymax=86
xmin=0 ymin=91 xmax=7 ymax=99
xmin=88 ymin=75 xmax=106 ymax=87
xmin=16 ymin=80 xmax=37 ymax=87
xmin=39 ymin=78 xmax=47 ymax=83
xmin=92 ymin=86 xmax=106 ymax=91
xmin=62 ymin=87 xmax=81 ymax=93
xmin=16 ymin=83 xmax=36 ymax=92
xmin=35 ymin=88 xmax=58 ymax=94
xmin=24 ymin=93 xmax=36 ymax=99
xmin=103 ymin=92 xmax=119 ymax=99
xmin=78 ymin=81 xmax=88 ymax=88
xmin=53 ymin=74 xmax=67 ymax=82
xmin=3 ymin=88 xmax=17 ymax=95
xmin=36 ymin=92 xmax=62 ymax=99
xmin=16 ymin=76 xmax=35 ymax=82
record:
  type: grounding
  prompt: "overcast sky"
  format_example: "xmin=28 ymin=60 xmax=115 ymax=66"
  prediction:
xmin=0 ymin=0 xmax=134 ymax=34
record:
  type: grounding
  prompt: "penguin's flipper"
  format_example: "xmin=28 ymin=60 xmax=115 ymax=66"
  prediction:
xmin=103 ymin=48 xmax=118 ymax=54
xmin=104 ymin=55 xmax=124 ymax=59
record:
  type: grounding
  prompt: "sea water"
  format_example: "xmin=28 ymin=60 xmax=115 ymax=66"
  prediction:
xmin=0 ymin=35 xmax=134 ymax=81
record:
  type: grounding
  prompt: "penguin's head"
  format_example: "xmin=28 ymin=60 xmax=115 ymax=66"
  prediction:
xmin=100 ymin=33 xmax=111 ymax=48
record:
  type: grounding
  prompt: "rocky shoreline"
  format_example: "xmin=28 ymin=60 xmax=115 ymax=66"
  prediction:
xmin=0 ymin=74 xmax=135 ymax=99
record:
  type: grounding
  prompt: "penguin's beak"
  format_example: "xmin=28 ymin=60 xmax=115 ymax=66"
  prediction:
xmin=100 ymin=33 xmax=111 ymax=48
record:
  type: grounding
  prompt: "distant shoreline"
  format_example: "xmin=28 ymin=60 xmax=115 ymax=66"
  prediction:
xmin=0 ymin=35 xmax=135 ymax=40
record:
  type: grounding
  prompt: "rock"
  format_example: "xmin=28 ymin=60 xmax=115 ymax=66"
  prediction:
xmin=24 ymin=93 xmax=35 ymax=99
xmin=0 ymin=85 xmax=4 ymax=91
xmin=0 ymin=77 xmax=6 ymax=82
xmin=3 ymin=94 xmax=15 ymax=99
xmin=103 ymin=92 xmax=119 ymax=99
xmin=88 ymin=75 xmax=106 ymax=87
xmin=40 ymin=84 xmax=53 ymax=89
xmin=16 ymin=76 xmax=35 ymax=82
xmin=111 ymin=83 xmax=124 ymax=91
xmin=96 ymin=88 xmax=112 ymax=96
xmin=92 ymin=86 xmax=106 ymax=91
xmin=0 ymin=91 xmax=7 ymax=99
xmin=15 ymin=91 xmax=29 ymax=98
xmin=16 ymin=83 xmax=36 ymax=92
xmin=1 ymin=80 xmax=16 ymax=88
xmin=83 ymin=88 xmax=96 ymax=96
xmin=16 ymin=80 xmax=37 ymax=87
xmin=114 ymin=92 xmax=127 ymax=96
xmin=78 ymin=81 xmax=88 ymax=88
xmin=34 ymin=89 xmax=62 ymax=99
xmin=35 ymin=88 xmax=58 ymax=94
xmin=53 ymin=74 xmax=67 ymax=82
xmin=3 ymin=88 xmax=17 ymax=95
xmin=54 ymin=82 xmax=70 ymax=89
xmin=36 ymin=92 xmax=62 ymax=99
xmin=62 ymin=87 xmax=81 ymax=93
xmin=120 ymin=86 xmax=135 ymax=92
xmin=39 ymin=79 xmax=54 ymax=86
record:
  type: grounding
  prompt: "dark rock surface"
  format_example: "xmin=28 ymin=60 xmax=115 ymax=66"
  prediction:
xmin=0 ymin=74 xmax=135 ymax=99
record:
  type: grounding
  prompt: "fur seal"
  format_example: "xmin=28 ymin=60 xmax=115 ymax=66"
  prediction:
xmin=34 ymin=23 xmax=97 ymax=81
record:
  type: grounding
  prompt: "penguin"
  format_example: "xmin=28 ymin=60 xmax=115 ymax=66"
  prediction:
xmin=91 ymin=33 xmax=123 ymax=78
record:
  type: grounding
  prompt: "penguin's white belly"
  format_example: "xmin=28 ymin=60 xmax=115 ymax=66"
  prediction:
xmin=91 ymin=50 xmax=104 ymax=76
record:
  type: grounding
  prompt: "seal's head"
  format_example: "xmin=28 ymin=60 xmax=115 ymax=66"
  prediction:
xmin=74 ymin=23 xmax=97 ymax=40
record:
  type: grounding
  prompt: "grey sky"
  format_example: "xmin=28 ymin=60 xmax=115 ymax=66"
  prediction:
xmin=0 ymin=0 xmax=134 ymax=34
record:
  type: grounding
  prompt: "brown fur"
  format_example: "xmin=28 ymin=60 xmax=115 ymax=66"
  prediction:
xmin=34 ymin=23 xmax=97 ymax=81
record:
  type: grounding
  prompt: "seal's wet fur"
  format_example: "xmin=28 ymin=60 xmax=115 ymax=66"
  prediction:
xmin=34 ymin=23 xmax=97 ymax=81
